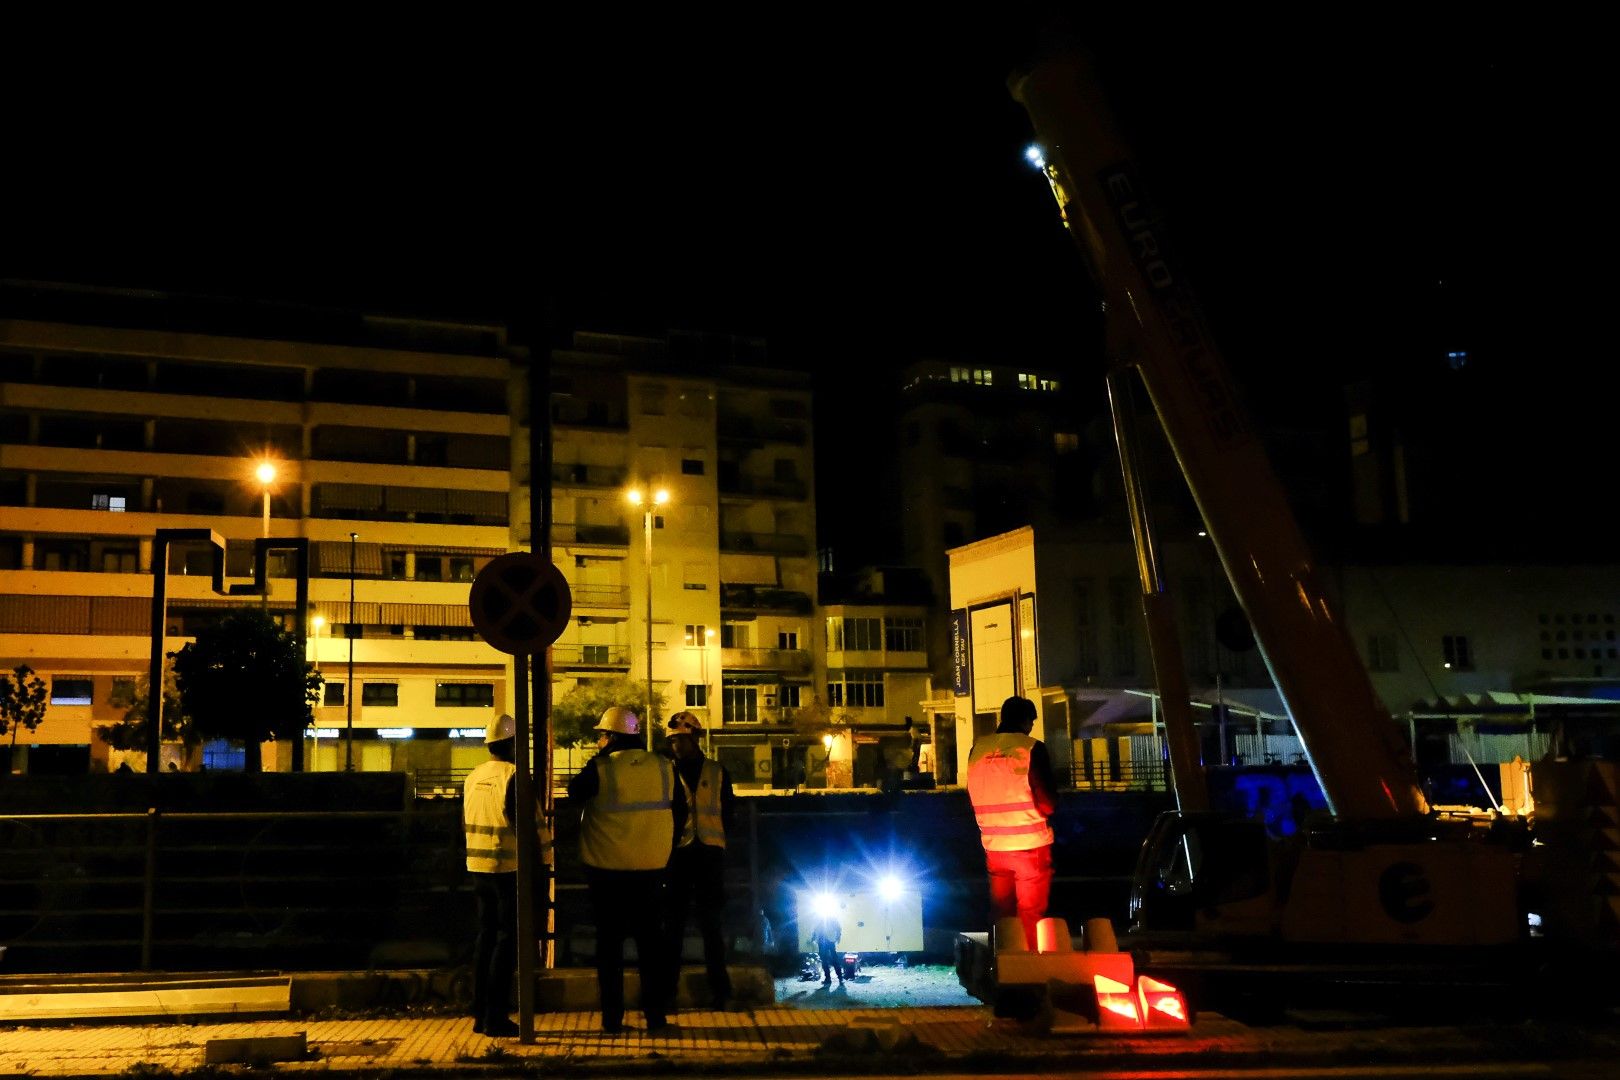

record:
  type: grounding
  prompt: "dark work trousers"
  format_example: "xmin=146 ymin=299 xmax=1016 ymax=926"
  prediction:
xmin=470 ymin=871 xmax=517 ymax=1028
xmin=984 ymin=844 xmax=1053 ymax=952
xmin=664 ymin=842 xmax=731 ymax=1006
xmin=817 ymin=941 xmax=842 ymax=982
xmin=586 ymin=866 xmax=669 ymax=1028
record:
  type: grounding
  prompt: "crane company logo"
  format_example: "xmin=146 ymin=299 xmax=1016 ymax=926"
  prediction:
xmin=1377 ymin=861 xmax=1435 ymax=923
xmin=1098 ymin=165 xmax=1248 ymax=447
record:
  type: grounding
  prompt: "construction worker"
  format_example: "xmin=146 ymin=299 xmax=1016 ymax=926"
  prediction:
xmin=567 ymin=705 xmax=685 ymax=1034
xmin=966 ymin=695 xmax=1058 ymax=952
xmin=661 ymin=711 xmax=735 ymax=1010
xmin=463 ymin=713 xmax=553 ymax=1038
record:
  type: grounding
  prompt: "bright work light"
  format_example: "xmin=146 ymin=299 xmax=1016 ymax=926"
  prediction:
xmin=878 ymin=874 xmax=903 ymax=902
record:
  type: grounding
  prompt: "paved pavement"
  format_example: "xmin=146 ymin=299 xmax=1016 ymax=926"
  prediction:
xmin=4 ymin=1003 xmax=1620 ymax=1078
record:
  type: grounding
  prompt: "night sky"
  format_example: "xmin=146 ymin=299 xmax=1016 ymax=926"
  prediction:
xmin=4 ymin=11 xmax=1604 ymax=560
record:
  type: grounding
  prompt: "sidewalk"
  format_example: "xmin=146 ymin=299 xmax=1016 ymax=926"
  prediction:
xmin=5 ymin=1003 xmax=1619 ymax=1078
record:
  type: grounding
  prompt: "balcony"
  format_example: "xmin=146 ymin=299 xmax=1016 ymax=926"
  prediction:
xmin=569 ymin=584 xmax=630 ymax=609
xmin=551 ymin=644 xmax=630 ymax=669
xmin=552 ymin=523 xmax=630 ymax=547
xmin=717 ymin=475 xmax=808 ymax=501
xmin=721 ymin=647 xmax=812 ymax=673
xmin=719 ymin=531 xmax=808 ymax=557
xmin=551 ymin=462 xmax=629 ymax=490
xmin=717 ymin=416 xmax=808 ymax=446
xmin=720 ymin=583 xmax=814 ymax=615
xmin=550 ymin=401 xmax=627 ymax=430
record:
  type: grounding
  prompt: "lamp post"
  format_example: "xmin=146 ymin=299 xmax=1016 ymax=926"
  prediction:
xmin=255 ymin=460 xmax=276 ymax=608
xmin=627 ymin=486 xmax=669 ymax=750
xmin=346 ymin=531 xmax=357 ymax=772
xmin=310 ymin=614 xmax=325 ymax=672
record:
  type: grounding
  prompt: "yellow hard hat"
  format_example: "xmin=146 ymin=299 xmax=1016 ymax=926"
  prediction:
xmin=486 ymin=713 xmax=517 ymax=743
xmin=594 ymin=705 xmax=641 ymax=736
xmin=667 ymin=711 xmax=704 ymax=737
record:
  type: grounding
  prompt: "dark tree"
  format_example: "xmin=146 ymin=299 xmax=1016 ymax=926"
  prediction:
xmin=0 ymin=664 xmax=49 ymax=763
xmin=172 ymin=609 xmax=321 ymax=772
xmin=97 ymin=663 xmax=198 ymax=764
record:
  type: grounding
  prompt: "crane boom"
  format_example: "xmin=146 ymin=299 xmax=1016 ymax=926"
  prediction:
xmin=1010 ymin=47 xmax=1427 ymax=819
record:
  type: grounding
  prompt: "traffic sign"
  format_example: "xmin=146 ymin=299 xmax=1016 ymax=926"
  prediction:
xmin=468 ymin=553 xmax=572 ymax=654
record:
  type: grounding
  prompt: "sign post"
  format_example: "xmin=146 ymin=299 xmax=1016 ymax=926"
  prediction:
xmin=469 ymin=552 xmax=571 ymax=1045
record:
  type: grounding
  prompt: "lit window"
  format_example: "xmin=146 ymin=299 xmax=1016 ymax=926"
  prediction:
xmin=1054 ymin=432 xmax=1080 ymax=454
xmin=91 ymin=494 xmax=127 ymax=512
xmin=51 ymin=676 xmax=94 ymax=705
xmin=1441 ymin=635 xmax=1473 ymax=671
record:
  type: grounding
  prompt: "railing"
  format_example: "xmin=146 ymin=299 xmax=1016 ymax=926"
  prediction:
xmin=0 ymin=807 xmax=466 ymax=973
xmin=720 ymin=584 xmax=814 ymax=614
xmin=719 ymin=531 xmax=809 ymax=556
xmin=1065 ymin=759 xmax=1168 ymax=793
xmin=550 ymin=643 xmax=630 ymax=668
xmin=551 ymin=463 xmax=629 ymax=489
xmin=721 ymin=647 xmax=812 ymax=673
xmin=567 ymin=584 xmax=630 ymax=608
xmin=717 ymin=475 xmax=808 ymax=501
xmin=551 ymin=523 xmax=630 ymax=546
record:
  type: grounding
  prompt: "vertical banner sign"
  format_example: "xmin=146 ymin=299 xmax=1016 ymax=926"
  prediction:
xmin=1018 ymin=593 xmax=1038 ymax=693
xmin=951 ymin=608 xmax=970 ymax=696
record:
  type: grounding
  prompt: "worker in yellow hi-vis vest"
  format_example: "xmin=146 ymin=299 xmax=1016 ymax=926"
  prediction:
xmin=463 ymin=713 xmax=553 ymax=1038
xmin=966 ymin=695 xmax=1058 ymax=951
xmin=661 ymin=711 xmax=736 ymax=1010
xmin=567 ymin=706 xmax=686 ymax=1035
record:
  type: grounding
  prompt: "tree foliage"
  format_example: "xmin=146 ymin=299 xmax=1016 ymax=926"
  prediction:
xmin=96 ymin=664 xmax=197 ymax=752
xmin=0 ymin=664 xmax=48 ymax=753
xmin=550 ymin=676 xmax=664 ymax=747
xmin=172 ymin=609 xmax=321 ymax=771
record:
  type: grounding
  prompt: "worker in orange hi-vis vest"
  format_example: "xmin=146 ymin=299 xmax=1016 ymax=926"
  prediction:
xmin=965 ymin=695 xmax=1058 ymax=951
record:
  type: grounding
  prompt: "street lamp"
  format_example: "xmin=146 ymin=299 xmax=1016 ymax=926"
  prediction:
xmin=627 ymin=486 xmax=669 ymax=749
xmin=254 ymin=460 xmax=277 ymax=609
xmin=255 ymin=460 xmax=277 ymax=539
xmin=346 ymin=531 xmax=358 ymax=772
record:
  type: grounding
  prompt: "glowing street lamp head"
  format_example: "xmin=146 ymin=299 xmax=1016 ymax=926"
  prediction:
xmin=312 ymin=615 xmax=326 ymax=630
xmin=255 ymin=461 xmax=277 ymax=486
xmin=627 ymin=488 xmax=644 ymax=507
xmin=653 ymin=488 xmax=670 ymax=506
xmin=821 ymin=733 xmax=834 ymax=749
xmin=1024 ymin=144 xmax=1046 ymax=170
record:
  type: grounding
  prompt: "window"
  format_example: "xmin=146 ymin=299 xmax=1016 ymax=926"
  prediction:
xmin=1442 ymin=635 xmax=1473 ymax=671
xmin=1367 ymin=633 xmax=1400 ymax=673
xmin=973 ymin=368 xmax=993 ymax=386
xmin=827 ymin=671 xmax=884 ymax=709
xmin=1054 ymin=432 xmax=1080 ymax=454
xmin=415 ymin=556 xmax=443 ymax=582
xmin=1109 ymin=577 xmax=1137 ymax=677
xmin=582 ymin=644 xmax=610 ymax=664
xmin=884 ymin=616 xmax=923 ymax=652
xmin=723 ymin=684 xmax=759 ymax=723
xmin=362 ymin=682 xmax=399 ymax=707
xmin=102 ymin=547 xmax=138 ymax=573
xmin=387 ymin=553 xmax=408 ymax=579
xmin=685 ymin=684 xmax=709 ymax=708
xmin=681 ymin=458 xmax=704 ymax=475
xmin=780 ymin=684 xmax=803 ymax=708
xmin=722 ymin=622 xmax=751 ymax=648
xmin=949 ymin=366 xmax=970 ymax=383
xmin=111 ymin=676 xmax=136 ymax=704
xmin=51 ymin=676 xmax=94 ymax=705
xmin=779 ymin=630 xmax=799 ymax=650
xmin=685 ymin=624 xmax=710 ymax=647
xmin=449 ymin=557 xmax=475 ymax=582
xmin=91 ymin=493 xmax=127 ymax=512
xmin=827 ymin=616 xmax=881 ymax=651
xmin=436 ymin=682 xmax=494 ymax=707
xmin=323 ymin=682 xmax=346 ymax=706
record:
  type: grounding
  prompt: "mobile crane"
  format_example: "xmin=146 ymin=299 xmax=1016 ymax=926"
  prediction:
xmin=1006 ymin=39 xmax=1564 ymax=978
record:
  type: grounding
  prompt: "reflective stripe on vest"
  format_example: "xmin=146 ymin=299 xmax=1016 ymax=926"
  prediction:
xmin=967 ymin=733 xmax=1054 ymax=852
xmin=677 ymin=758 xmax=726 ymax=849
xmin=579 ymin=749 xmax=676 ymax=871
xmin=464 ymin=759 xmax=518 ymax=873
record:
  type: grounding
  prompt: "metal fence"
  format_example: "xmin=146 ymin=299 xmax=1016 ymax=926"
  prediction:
xmin=1064 ymin=758 xmax=1168 ymax=792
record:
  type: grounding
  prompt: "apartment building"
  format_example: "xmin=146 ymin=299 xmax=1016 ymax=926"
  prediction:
xmin=0 ymin=288 xmax=520 ymax=776
xmin=517 ymin=331 xmax=827 ymax=787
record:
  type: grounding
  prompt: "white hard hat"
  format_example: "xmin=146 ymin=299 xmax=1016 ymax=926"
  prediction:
xmin=486 ymin=713 xmax=517 ymax=743
xmin=667 ymin=711 xmax=703 ymax=737
xmin=594 ymin=705 xmax=641 ymax=736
